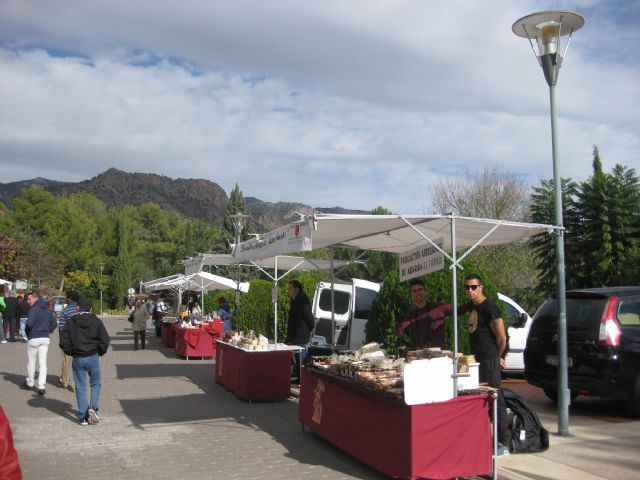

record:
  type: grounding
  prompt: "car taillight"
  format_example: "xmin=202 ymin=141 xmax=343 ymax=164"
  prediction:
xmin=598 ymin=296 xmax=621 ymax=346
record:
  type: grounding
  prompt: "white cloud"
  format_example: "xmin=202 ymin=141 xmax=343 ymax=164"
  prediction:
xmin=0 ymin=0 xmax=638 ymax=213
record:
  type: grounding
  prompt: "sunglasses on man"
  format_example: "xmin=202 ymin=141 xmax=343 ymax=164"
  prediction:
xmin=464 ymin=284 xmax=480 ymax=291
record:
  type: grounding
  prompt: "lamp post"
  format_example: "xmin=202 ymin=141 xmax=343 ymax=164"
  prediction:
xmin=230 ymin=212 xmax=250 ymax=315
xmin=512 ymin=10 xmax=584 ymax=437
xmin=99 ymin=263 xmax=104 ymax=315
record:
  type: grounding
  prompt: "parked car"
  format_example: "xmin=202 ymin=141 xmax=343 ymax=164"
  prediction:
xmin=498 ymin=292 xmax=532 ymax=376
xmin=50 ymin=296 xmax=67 ymax=318
xmin=524 ymin=287 xmax=640 ymax=416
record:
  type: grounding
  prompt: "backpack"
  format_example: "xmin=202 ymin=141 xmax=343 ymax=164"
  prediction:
xmin=503 ymin=388 xmax=549 ymax=454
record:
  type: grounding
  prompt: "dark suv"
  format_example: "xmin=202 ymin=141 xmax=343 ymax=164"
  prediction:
xmin=524 ymin=287 xmax=640 ymax=416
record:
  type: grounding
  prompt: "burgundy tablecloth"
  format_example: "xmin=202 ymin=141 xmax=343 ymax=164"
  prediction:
xmin=298 ymin=367 xmax=492 ymax=480
xmin=0 ymin=407 xmax=22 ymax=480
xmin=161 ymin=323 xmax=178 ymax=347
xmin=215 ymin=341 xmax=293 ymax=401
xmin=174 ymin=321 xmax=223 ymax=359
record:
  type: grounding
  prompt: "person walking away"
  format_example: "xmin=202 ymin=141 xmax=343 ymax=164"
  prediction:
xmin=132 ymin=299 xmax=149 ymax=350
xmin=59 ymin=297 xmax=110 ymax=426
xmin=58 ymin=291 xmax=79 ymax=392
xmin=17 ymin=295 xmax=29 ymax=342
xmin=218 ymin=297 xmax=233 ymax=332
xmin=286 ymin=280 xmax=315 ymax=381
xmin=395 ymin=278 xmax=449 ymax=350
xmin=3 ymin=291 xmax=19 ymax=343
xmin=24 ymin=292 xmax=58 ymax=394
xmin=462 ymin=273 xmax=510 ymax=457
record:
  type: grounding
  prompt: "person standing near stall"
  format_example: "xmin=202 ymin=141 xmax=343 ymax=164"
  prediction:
xmin=462 ymin=273 xmax=510 ymax=457
xmin=217 ymin=297 xmax=233 ymax=333
xmin=395 ymin=278 xmax=448 ymax=349
xmin=286 ymin=280 xmax=315 ymax=381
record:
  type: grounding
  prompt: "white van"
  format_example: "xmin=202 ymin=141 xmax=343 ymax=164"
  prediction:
xmin=498 ymin=292 xmax=532 ymax=375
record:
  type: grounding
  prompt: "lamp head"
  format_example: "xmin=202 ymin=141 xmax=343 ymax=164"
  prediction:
xmin=512 ymin=10 xmax=584 ymax=86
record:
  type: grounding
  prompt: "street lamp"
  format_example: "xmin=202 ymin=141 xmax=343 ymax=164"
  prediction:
xmin=230 ymin=212 xmax=250 ymax=314
xmin=99 ymin=263 xmax=104 ymax=315
xmin=512 ymin=10 xmax=584 ymax=437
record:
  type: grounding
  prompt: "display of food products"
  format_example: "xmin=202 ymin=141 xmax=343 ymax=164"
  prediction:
xmin=310 ymin=344 xmax=477 ymax=398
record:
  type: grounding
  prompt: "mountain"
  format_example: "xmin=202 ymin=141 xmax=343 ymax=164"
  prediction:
xmin=0 ymin=168 xmax=368 ymax=229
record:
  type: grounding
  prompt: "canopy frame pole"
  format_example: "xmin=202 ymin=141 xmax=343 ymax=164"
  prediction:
xmin=330 ymin=248 xmax=336 ymax=353
xmin=451 ymin=217 xmax=460 ymax=397
xmin=454 ymin=223 xmax=502 ymax=265
xmin=274 ymin=256 xmax=278 ymax=346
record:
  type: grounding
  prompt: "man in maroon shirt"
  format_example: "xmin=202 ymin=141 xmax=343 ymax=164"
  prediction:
xmin=395 ymin=278 xmax=448 ymax=349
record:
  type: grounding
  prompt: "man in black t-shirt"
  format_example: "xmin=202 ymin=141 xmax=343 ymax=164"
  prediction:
xmin=464 ymin=273 xmax=510 ymax=456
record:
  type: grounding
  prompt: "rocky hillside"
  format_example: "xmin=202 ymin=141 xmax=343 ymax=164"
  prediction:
xmin=0 ymin=168 xmax=367 ymax=229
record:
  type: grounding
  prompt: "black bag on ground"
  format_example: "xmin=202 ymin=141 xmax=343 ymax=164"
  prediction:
xmin=503 ymin=388 xmax=549 ymax=454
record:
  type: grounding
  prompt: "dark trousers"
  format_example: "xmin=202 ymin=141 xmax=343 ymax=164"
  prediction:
xmin=3 ymin=317 xmax=16 ymax=342
xmin=479 ymin=356 xmax=510 ymax=446
xmin=133 ymin=330 xmax=146 ymax=350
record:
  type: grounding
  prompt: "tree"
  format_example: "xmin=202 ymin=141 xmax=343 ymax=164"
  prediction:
xmin=224 ymin=183 xmax=249 ymax=244
xmin=529 ymin=177 xmax=581 ymax=294
xmin=430 ymin=165 xmax=529 ymax=221
xmin=112 ymin=210 xmax=134 ymax=308
xmin=431 ymin=166 xmax=539 ymax=303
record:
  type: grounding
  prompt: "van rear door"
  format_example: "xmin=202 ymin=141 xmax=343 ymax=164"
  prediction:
xmin=312 ymin=282 xmax=351 ymax=347
xmin=348 ymin=279 xmax=381 ymax=350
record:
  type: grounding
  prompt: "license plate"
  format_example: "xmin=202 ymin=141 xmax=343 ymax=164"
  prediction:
xmin=545 ymin=355 xmax=573 ymax=367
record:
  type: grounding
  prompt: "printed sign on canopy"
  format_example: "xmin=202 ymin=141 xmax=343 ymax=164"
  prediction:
xmin=399 ymin=238 xmax=444 ymax=282
xmin=234 ymin=221 xmax=312 ymax=262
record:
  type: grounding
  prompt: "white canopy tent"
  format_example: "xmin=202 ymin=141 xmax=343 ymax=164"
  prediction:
xmin=233 ymin=213 xmax=561 ymax=393
xmin=183 ymin=252 xmax=354 ymax=344
xmin=143 ymin=271 xmax=249 ymax=315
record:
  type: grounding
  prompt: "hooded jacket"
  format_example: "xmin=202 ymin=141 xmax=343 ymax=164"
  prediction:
xmin=26 ymin=298 xmax=57 ymax=340
xmin=59 ymin=312 xmax=110 ymax=357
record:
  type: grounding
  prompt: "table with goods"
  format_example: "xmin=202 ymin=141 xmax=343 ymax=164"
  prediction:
xmin=172 ymin=318 xmax=224 ymax=360
xmin=215 ymin=331 xmax=302 ymax=402
xmin=298 ymin=343 xmax=495 ymax=480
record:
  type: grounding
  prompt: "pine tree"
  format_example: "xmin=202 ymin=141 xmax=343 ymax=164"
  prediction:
xmin=223 ymin=183 xmax=249 ymax=245
xmin=113 ymin=211 xmax=133 ymax=308
xmin=577 ymin=146 xmax=612 ymax=286
xmin=529 ymin=178 xmax=581 ymax=295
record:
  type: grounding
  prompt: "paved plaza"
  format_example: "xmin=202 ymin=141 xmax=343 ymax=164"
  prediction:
xmin=2 ymin=315 xmax=639 ymax=480
xmin=1 ymin=316 xmax=389 ymax=480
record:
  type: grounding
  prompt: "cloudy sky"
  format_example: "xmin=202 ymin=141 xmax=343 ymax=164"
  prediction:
xmin=0 ymin=0 xmax=638 ymax=213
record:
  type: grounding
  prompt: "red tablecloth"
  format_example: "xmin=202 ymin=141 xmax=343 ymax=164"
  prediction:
xmin=215 ymin=341 xmax=293 ymax=401
xmin=0 ymin=407 xmax=22 ymax=480
xmin=174 ymin=321 xmax=223 ymax=359
xmin=298 ymin=367 xmax=493 ymax=480
xmin=161 ymin=323 xmax=178 ymax=347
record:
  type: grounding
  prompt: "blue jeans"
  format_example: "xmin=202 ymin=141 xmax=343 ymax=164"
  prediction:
xmin=72 ymin=354 xmax=102 ymax=421
xmin=19 ymin=317 xmax=27 ymax=339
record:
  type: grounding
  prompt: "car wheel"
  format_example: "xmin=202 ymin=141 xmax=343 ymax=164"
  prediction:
xmin=624 ymin=375 xmax=640 ymax=418
xmin=543 ymin=387 xmax=578 ymax=403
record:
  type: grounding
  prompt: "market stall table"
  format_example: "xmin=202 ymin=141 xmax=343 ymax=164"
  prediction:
xmin=174 ymin=321 xmax=223 ymax=360
xmin=161 ymin=322 xmax=179 ymax=348
xmin=215 ymin=341 xmax=299 ymax=401
xmin=298 ymin=367 xmax=493 ymax=480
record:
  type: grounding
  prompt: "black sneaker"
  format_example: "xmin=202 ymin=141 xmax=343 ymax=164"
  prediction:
xmin=37 ymin=388 xmax=46 ymax=395
xmin=22 ymin=382 xmax=33 ymax=391
xmin=79 ymin=416 xmax=89 ymax=426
